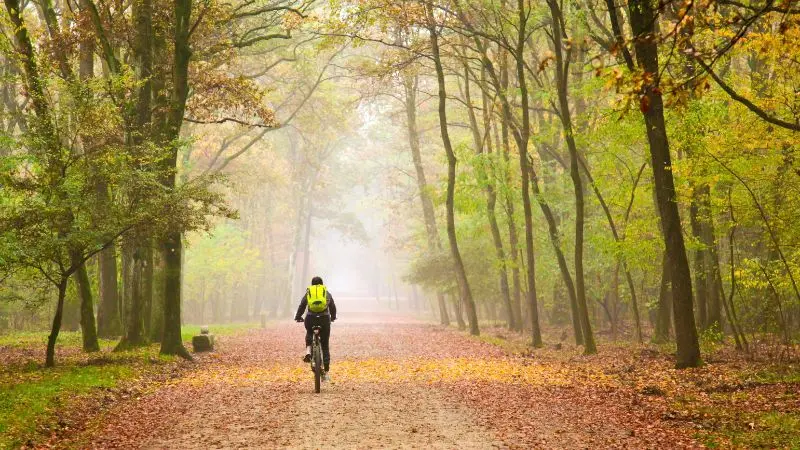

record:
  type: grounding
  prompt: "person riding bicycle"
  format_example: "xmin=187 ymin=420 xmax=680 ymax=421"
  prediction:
xmin=294 ymin=276 xmax=337 ymax=381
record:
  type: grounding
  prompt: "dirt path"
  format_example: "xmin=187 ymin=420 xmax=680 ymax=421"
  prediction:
xmin=77 ymin=312 xmax=698 ymax=449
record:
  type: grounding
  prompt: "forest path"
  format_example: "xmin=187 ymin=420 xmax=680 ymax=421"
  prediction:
xmin=80 ymin=309 xmax=698 ymax=449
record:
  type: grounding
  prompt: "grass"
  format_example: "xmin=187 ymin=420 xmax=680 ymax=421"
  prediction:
xmin=180 ymin=322 xmax=260 ymax=343
xmin=744 ymin=365 xmax=800 ymax=384
xmin=699 ymin=411 xmax=800 ymax=449
xmin=0 ymin=330 xmax=96 ymax=349
xmin=0 ymin=322 xmax=259 ymax=449
xmin=0 ymin=322 xmax=260 ymax=350
xmin=472 ymin=331 xmax=529 ymax=355
xmin=0 ymin=350 xmax=158 ymax=449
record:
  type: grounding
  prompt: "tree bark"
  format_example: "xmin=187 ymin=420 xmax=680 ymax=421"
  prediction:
xmin=427 ymin=7 xmax=479 ymax=335
xmin=159 ymin=0 xmax=193 ymax=359
xmin=527 ymin=165 xmax=583 ymax=344
xmin=698 ymin=186 xmax=722 ymax=329
xmin=496 ymin=46 xmax=522 ymax=331
xmin=513 ymin=0 xmax=542 ymax=346
xmin=463 ymin=65 xmax=515 ymax=330
xmin=96 ymin=240 xmax=121 ymax=338
xmin=160 ymin=231 xmax=189 ymax=357
xmin=118 ymin=242 xmax=147 ymax=348
xmin=44 ymin=0 xmax=98 ymax=356
xmin=723 ymin=191 xmax=748 ymax=350
xmin=468 ymin=24 xmax=538 ymax=340
xmin=654 ymin=252 xmax=673 ymax=343
xmin=46 ymin=279 xmax=69 ymax=367
xmin=690 ymin=195 xmax=709 ymax=329
xmin=403 ymin=75 xmax=450 ymax=326
xmin=547 ymin=0 xmax=596 ymax=353
xmin=578 ymin=156 xmax=645 ymax=343
xmin=628 ymin=0 xmax=701 ymax=367
xmin=452 ymin=293 xmax=466 ymax=330
xmin=142 ymin=246 xmax=154 ymax=337
xmin=499 ymin=111 xmax=523 ymax=331
xmin=150 ymin=251 xmax=165 ymax=341
xmin=73 ymin=252 xmax=100 ymax=352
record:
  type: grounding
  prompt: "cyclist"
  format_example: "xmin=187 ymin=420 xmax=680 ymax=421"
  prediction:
xmin=294 ymin=276 xmax=337 ymax=381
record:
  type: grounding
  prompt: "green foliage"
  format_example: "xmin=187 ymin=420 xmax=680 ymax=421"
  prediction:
xmin=183 ymin=224 xmax=262 ymax=322
xmin=406 ymin=248 xmax=456 ymax=293
xmin=699 ymin=323 xmax=725 ymax=355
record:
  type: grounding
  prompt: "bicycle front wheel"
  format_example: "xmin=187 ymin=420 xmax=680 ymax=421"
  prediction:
xmin=313 ymin=345 xmax=322 ymax=393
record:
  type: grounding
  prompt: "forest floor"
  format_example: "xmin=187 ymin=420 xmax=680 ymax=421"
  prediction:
xmin=4 ymin=312 xmax=799 ymax=449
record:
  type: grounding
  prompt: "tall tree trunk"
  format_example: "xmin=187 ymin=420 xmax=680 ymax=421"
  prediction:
xmin=463 ymin=64 xmax=515 ymax=330
xmin=73 ymin=0 xmax=102 ymax=352
xmin=654 ymin=252 xmax=673 ymax=343
xmin=96 ymin=241 xmax=121 ymax=338
xmin=150 ymin=251 xmax=165 ymax=342
xmin=159 ymin=0 xmax=193 ymax=359
xmin=577 ymin=157 xmax=645 ymax=343
xmin=468 ymin=28 xmax=537 ymax=339
xmin=287 ymin=181 xmax=306 ymax=309
xmin=118 ymin=242 xmax=147 ymax=348
xmin=452 ymin=293 xmax=466 ymax=330
xmin=403 ymin=75 xmax=450 ymax=326
xmin=427 ymin=8 xmax=479 ymax=335
xmin=723 ymin=193 xmax=748 ymax=350
xmin=690 ymin=195 xmax=709 ymax=329
xmin=499 ymin=120 xmax=523 ymax=330
xmin=699 ymin=186 xmax=722 ymax=329
xmin=515 ymin=1 xmax=542 ymax=346
xmin=628 ymin=0 xmax=701 ymax=367
xmin=117 ymin=0 xmax=154 ymax=351
xmin=160 ymin=231 xmax=189 ymax=357
xmin=46 ymin=279 xmax=69 ymax=367
xmin=548 ymin=0 xmax=596 ymax=354
xmin=4 ymin=0 xmax=69 ymax=366
xmin=73 ymin=253 xmax=100 ymax=352
xmin=142 ymin=246 xmax=154 ymax=337
xmin=497 ymin=49 xmax=523 ymax=331
xmin=527 ymin=166 xmax=582 ymax=344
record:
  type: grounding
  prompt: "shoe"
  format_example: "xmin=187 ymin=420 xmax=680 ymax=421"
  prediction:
xmin=322 ymin=371 xmax=329 ymax=382
xmin=303 ymin=353 xmax=311 ymax=363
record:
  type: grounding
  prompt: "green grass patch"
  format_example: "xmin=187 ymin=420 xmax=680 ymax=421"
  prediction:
xmin=180 ymin=322 xmax=260 ymax=343
xmin=0 ymin=331 xmax=121 ymax=352
xmin=743 ymin=365 xmax=800 ymax=384
xmin=0 ymin=321 xmax=259 ymax=447
xmin=0 ymin=354 xmax=154 ymax=449
xmin=0 ymin=322 xmax=258 ymax=349
xmin=700 ymin=411 xmax=800 ymax=449
xmin=0 ymin=330 xmax=80 ymax=348
xmin=472 ymin=331 xmax=529 ymax=355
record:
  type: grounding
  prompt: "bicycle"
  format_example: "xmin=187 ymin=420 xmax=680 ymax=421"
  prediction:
xmin=310 ymin=325 xmax=323 ymax=393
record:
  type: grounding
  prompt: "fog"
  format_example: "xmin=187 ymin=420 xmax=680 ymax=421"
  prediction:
xmin=181 ymin=88 xmax=423 ymax=323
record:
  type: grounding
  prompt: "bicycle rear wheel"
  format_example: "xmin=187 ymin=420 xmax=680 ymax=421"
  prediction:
xmin=313 ymin=344 xmax=322 ymax=393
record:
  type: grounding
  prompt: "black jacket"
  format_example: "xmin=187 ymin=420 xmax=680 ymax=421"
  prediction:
xmin=295 ymin=289 xmax=337 ymax=321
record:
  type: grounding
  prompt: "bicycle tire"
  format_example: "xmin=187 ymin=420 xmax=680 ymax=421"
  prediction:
xmin=313 ymin=342 xmax=322 ymax=393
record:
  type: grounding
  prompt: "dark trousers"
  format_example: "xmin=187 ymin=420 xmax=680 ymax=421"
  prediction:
xmin=304 ymin=314 xmax=331 ymax=370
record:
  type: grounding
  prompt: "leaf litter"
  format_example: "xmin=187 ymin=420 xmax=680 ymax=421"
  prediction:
xmin=56 ymin=317 xmax=716 ymax=449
